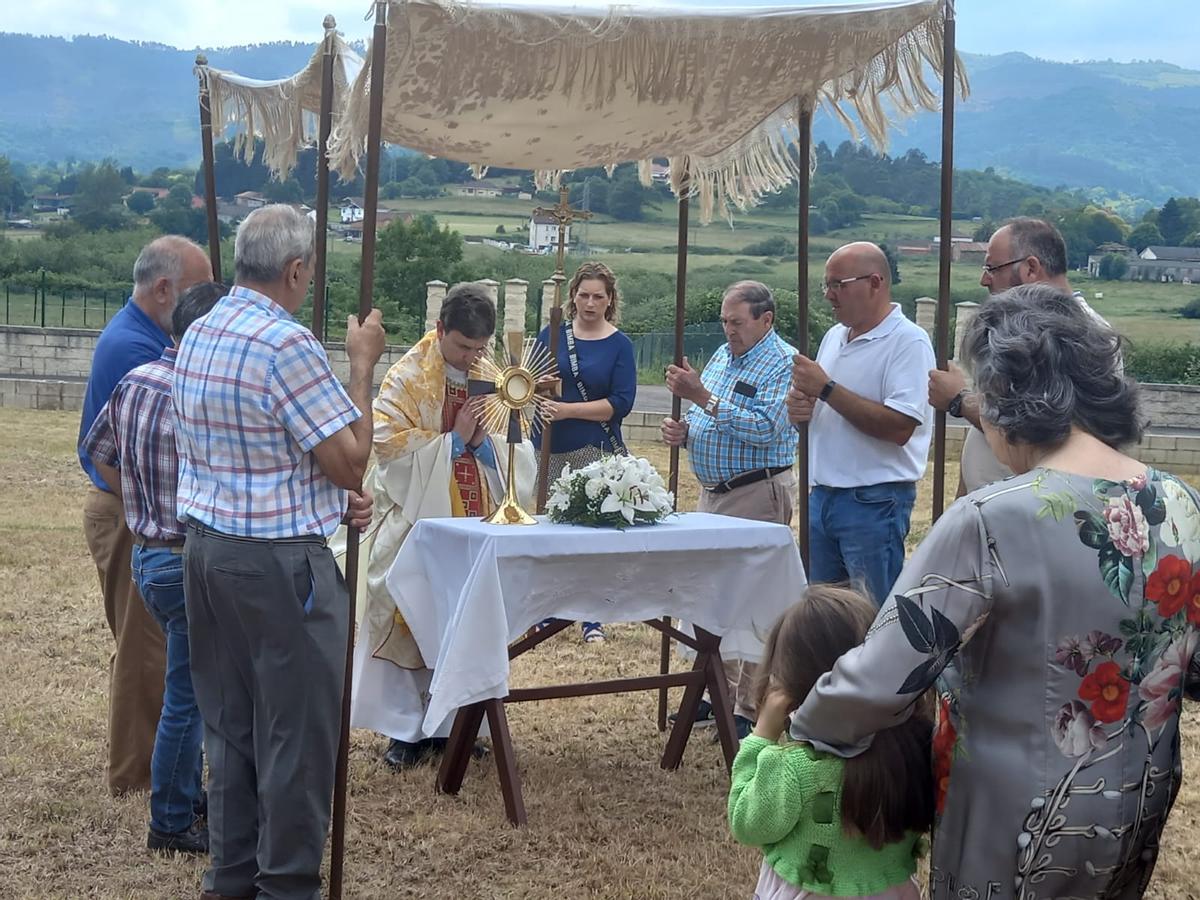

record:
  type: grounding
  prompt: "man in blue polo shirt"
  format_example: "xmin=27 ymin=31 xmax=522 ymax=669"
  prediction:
xmin=79 ymin=234 xmax=212 ymax=796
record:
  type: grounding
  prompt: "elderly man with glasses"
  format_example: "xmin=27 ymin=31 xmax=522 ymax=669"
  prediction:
xmin=787 ymin=241 xmax=935 ymax=606
xmin=928 ymin=217 xmax=1112 ymax=497
xmin=661 ymin=279 xmax=797 ymax=740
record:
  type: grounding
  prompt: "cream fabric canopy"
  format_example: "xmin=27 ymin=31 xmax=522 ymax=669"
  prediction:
xmin=197 ymin=22 xmax=364 ymax=179
xmin=328 ymin=0 xmax=966 ymax=223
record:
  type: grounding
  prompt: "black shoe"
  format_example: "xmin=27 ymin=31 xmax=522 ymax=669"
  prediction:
xmin=734 ymin=715 xmax=754 ymax=741
xmin=711 ymin=715 xmax=756 ymax=744
xmin=668 ymin=698 xmax=716 ymax=728
xmin=147 ymin=819 xmax=209 ymax=855
xmin=383 ymin=738 xmax=434 ymax=770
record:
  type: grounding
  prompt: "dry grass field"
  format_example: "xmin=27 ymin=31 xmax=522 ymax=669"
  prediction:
xmin=1 ymin=409 xmax=1198 ymax=899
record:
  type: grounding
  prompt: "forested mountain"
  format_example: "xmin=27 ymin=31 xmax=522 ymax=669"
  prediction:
xmin=2 ymin=34 xmax=1198 ymax=205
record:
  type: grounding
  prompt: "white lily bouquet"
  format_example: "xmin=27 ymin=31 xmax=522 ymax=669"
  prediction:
xmin=547 ymin=455 xmax=675 ymax=529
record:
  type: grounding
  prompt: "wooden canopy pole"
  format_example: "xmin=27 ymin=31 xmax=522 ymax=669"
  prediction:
xmin=195 ymin=55 xmax=223 ymax=282
xmin=657 ymin=166 xmax=690 ymax=731
xmin=310 ymin=15 xmax=338 ymax=343
xmin=329 ymin=2 xmax=388 ymax=896
xmin=795 ymin=107 xmax=812 ymax=571
xmin=932 ymin=0 xmax=957 ymax=522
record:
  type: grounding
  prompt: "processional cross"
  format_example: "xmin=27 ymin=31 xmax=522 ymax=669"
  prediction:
xmin=530 ymin=185 xmax=593 ymax=511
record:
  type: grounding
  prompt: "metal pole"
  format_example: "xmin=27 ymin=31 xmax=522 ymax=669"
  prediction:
xmin=932 ymin=0 xmax=956 ymax=522
xmin=657 ymin=170 xmax=690 ymax=732
xmin=196 ymin=54 xmax=224 ymax=282
xmin=311 ymin=16 xmax=337 ymax=343
xmin=39 ymin=270 xmax=46 ymax=328
xmin=796 ymin=107 xmax=812 ymax=571
xmin=330 ymin=3 xmax=388 ymax=896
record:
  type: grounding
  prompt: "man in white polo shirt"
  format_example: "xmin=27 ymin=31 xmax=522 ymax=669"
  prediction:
xmin=787 ymin=241 xmax=935 ymax=605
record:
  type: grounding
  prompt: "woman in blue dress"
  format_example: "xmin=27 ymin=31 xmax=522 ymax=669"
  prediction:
xmin=536 ymin=261 xmax=637 ymax=643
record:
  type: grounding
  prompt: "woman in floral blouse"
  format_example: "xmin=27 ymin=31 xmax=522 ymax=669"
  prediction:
xmin=789 ymin=284 xmax=1200 ymax=899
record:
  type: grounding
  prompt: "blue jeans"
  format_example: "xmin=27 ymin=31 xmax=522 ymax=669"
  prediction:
xmin=808 ymin=482 xmax=916 ymax=606
xmin=132 ymin=544 xmax=203 ymax=834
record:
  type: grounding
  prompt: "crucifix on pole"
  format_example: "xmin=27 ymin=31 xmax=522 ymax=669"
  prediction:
xmin=534 ymin=184 xmax=593 ymax=512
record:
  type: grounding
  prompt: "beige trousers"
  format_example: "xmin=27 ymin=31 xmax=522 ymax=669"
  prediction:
xmin=696 ymin=469 xmax=797 ymax=721
xmin=82 ymin=486 xmax=165 ymax=795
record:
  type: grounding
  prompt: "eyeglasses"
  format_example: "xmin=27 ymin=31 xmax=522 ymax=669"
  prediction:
xmin=981 ymin=256 xmax=1028 ymax=275
xmin=821 ymin=274 xmax=873 ymax=293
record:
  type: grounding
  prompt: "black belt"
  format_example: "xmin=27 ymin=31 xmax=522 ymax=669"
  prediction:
xmin=186 ymin=519 xmax=327 ymax=547
xmin=707 ymin=465 xmax=792 ymax=495
xmin=135 ymin=536 xmax=186 ymax=549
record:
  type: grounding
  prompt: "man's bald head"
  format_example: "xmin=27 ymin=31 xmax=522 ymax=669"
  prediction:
xmin=131 ymin=235 xmax=212 ymax=334
xmin=823 ymin=241 xmax=894 ymax=339
xmin=827 ymin=241 xmax=891 ymax=287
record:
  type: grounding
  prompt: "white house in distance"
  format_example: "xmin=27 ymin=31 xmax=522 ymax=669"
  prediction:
xmin=529 ymin=213 xmax=569 ymax=253
xmin=234 ymin=191 xmax=268 ymax=209
xmin=340 ymin=198 xmax=365 ymax=224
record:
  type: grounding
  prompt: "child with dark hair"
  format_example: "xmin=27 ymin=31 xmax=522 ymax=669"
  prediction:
xmin=728 ymin=586 xmax=933 ymax=899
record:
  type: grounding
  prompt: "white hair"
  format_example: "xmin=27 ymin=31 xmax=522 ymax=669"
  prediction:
xmin=234 ymin=205 xmax=315 ymax=284
xmin=132 ymin=235 xmax=203 ymax=289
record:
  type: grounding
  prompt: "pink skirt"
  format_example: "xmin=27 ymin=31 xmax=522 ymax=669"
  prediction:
xmin=753 ymin=862 xmax=922 ymax=900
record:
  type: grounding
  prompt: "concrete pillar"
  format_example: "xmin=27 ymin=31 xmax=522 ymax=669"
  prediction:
xmin=479 ymin=279 xmax=499 ymax=354
xmin=953 ymin=301 xmax=979 ymax=361
xmin=424 ymin=280 xmax=447 ymax=334
xmin=915 ymin=297 xmax=936 ymax=338
xmin=541 ymin=279 xmax=556 ymax=329
xmin=503 ymin=278 xmax=528 ymax=361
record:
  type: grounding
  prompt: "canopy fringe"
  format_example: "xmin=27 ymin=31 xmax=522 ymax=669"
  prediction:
xmin=330 ymin=0 xmax=968 ymax=224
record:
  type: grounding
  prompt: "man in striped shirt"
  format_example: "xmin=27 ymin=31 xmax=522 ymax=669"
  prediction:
xmin=173 ymin=205 xmax=384 ymax=900
xmin=83 ymin=280 xmax=226 ymax=856
xmin=662 ymin=280 xmax=797 ymax=739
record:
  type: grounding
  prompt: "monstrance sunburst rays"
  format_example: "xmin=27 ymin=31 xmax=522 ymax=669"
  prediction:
xmin=467 ymin=337 xmax=559 ymax=525
xmin=469 ymin=338 xmax=558 ymax=442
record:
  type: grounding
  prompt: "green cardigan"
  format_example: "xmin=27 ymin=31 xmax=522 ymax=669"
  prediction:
xmin=728 ymin=735 xmax=922 ymax=896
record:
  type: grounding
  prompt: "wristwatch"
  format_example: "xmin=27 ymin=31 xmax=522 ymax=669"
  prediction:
xmin=947 ymin=389 xmax=968 ymax=419
xmin=818 ymin=380 xmax=836 ymax=402
xmin=703 ymin=394 xmax=719 ymax=416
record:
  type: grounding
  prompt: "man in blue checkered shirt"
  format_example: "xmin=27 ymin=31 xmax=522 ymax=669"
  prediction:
xmin=662 ymin=280 xmax=797 ymax=739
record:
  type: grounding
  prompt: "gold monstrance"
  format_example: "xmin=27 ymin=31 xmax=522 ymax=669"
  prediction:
xmin=468 ymin=339 xmax=558 ymax=525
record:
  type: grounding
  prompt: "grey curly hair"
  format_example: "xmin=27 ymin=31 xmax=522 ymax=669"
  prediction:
xmin=962 ymin=283 xmax=1145 ymax=449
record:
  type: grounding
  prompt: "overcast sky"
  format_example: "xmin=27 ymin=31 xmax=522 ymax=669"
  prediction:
xmin=6 ymin=0 xmax=1198 ymax=70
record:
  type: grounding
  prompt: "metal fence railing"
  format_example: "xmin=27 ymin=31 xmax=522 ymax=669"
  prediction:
xmin=2 ymin=279 xmax=131 ymax=329
xmin=628 ymin=323 xmax=726 ymax=376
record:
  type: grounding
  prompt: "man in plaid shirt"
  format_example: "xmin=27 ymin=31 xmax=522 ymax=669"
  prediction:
xmin=173 ymin=205 xmax=384 ymax=900
xmin=661 ymin=280 xmax=797 ymax=740
xmin=83 ymin=280 xmax=226 ymax=856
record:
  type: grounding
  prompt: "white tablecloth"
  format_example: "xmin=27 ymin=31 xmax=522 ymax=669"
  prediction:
xmin=382 ymin=512 xmax=806 ymax=737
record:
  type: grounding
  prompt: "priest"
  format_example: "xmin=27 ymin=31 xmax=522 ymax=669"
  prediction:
xmin=341 ymin=282 xmax=536 ymax=769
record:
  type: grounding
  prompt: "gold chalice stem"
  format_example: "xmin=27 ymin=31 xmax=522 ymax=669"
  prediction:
xmin=483 ymin=442 xmax=537 ymax=526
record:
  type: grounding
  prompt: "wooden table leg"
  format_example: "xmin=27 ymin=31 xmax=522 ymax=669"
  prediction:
xmin=437 ymin=701 xmax=486 ymax=796
xmin=704 ymin=647 xmax=739 ymax=772
xmin=660 ymin=654 xmax=707 ymax=770
xmin=484 ymin=698 xmax=527 ymax=826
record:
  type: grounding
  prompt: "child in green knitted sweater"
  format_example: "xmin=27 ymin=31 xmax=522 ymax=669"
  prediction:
xmin=728 ymin=586 xmax=934 ymax=899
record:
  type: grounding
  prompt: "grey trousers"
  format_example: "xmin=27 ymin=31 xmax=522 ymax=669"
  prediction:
xmin=697 ymin=469 xmax=798 ymax=721
xmin=184 ymin=523 xmax=347 ymax=900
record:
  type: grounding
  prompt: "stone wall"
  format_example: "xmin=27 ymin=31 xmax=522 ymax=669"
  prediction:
xmin=3 ymin=324 xmax=1199 ymax=472
xmin=0 ymin=325 xmax=410 ymax=385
